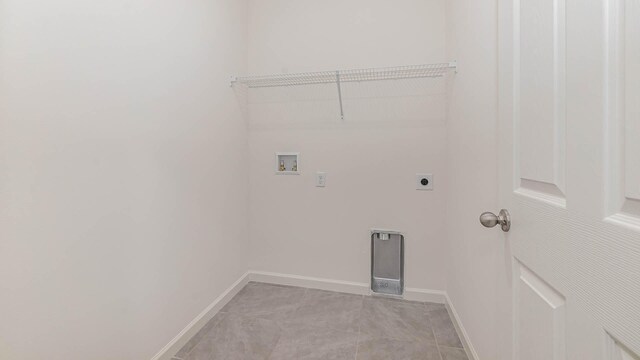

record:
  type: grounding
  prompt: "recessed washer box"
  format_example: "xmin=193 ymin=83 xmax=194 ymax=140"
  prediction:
xmin=275 ymin=152 xmax=299 ymax=175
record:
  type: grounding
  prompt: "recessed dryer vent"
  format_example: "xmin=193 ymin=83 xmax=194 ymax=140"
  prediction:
xmin=371 ymin=229 xmax=404 ymax=296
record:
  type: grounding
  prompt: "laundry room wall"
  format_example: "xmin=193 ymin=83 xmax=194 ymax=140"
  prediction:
xmin=246 ymin=0 xmax=449 ymax=291
xmin=0 ymin=1 xmax=249 ymax=359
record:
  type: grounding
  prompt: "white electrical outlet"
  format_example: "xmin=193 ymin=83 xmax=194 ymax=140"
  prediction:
xmin=416 ymin=174 xmax=433 ymax=190
xmin=316 ymin=172 xmax=327 ymax=187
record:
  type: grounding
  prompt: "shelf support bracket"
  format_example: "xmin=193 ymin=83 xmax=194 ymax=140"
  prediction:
xmin=336 ymin=70 xmax=344 ymax=120
xmin=448 ymin=60 xmax=458 ymax=74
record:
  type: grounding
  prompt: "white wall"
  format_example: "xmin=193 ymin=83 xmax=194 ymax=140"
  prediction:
xmin=445 ymin=0 xmax=506 ymax=359
xmin=246 ymin=0 xmax=448 ymax=291
xmin=0 ymin=1 xmax=509 ymax=359
xmin=0 ymin=1 xmax=248 ymax=359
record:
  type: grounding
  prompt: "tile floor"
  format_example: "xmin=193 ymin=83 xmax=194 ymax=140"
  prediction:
xmin=172 ymin=282 xmax=469 ymax=360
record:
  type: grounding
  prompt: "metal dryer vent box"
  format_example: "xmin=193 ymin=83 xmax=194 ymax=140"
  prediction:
xmin=370 ymin=229 xmax=404 ymax=296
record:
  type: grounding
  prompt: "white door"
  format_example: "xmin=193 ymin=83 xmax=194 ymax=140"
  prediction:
xmin=497 ymin=0 xmax=640 ymax=359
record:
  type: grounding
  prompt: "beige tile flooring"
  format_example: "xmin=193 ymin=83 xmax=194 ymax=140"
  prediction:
xmin=172 ymin=282 xmax=468 ymax=360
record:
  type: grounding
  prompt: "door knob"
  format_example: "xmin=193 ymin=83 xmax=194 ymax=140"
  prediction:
xmin=479 ymin=209 xmax=511 ymax=232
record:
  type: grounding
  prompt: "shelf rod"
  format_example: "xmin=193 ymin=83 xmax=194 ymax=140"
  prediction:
xmin=336 ymin=70 xmax=344 ymax=120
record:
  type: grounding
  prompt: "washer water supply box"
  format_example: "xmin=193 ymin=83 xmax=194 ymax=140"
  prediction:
xmin=370 ymin=229 xmax=404 ymax=296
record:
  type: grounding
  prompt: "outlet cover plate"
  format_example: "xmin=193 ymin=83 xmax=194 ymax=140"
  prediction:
xmin=316 ymin=172 xmax=327 ymax=187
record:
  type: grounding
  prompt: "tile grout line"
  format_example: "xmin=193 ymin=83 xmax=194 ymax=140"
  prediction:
xmin=175 ymin=284 xmax=247 ymax=360
xmin=425 ymin=302 xmax=444 ymax=360
xmin=182 ymin=311 xmax=229 ymax=360
xmin=353 ymin=295 xmax=364 ymax=360
xmin=263 ymin=320 xmax=283 ymax=360
xmin=267 ymin=285 xmax=309 ymax=360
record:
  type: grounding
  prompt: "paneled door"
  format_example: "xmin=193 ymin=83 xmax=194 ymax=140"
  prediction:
xmin=498 ymin=0 xmax=640 ymax=359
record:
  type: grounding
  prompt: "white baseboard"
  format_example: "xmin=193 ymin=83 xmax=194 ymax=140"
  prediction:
xmin=150 ymin=271 xmax=251 ymax=360
xmin=247 ymin=270 xmax=447 ymax=304
xmin=404 ymin=286 xmax=447 ymax=303
xmin=248 ymin=270 xmax=370 ymax=295
xmin=152 ymin=270 xmax=477 ymax=360
xmin=445 ymin=294 xmax=480 ymax=360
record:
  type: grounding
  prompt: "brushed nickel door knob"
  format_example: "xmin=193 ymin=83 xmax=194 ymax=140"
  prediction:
xmin=479 ymin=209 xmax=511 ymax=232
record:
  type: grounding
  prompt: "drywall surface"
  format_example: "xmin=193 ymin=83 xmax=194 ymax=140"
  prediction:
xmin=0 ymin=1 xmax=249 ymax=359
xmin=445 ymin=0 xmax=506 ymax=359
xmin=246 ymin=0 xmax=448 ymax=290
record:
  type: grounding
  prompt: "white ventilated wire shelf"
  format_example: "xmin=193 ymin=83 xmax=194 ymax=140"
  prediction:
xmin=231 ymin=62 xmax=457 ymax=120
xmin=231 ymin=62 xmax=457 ymax=88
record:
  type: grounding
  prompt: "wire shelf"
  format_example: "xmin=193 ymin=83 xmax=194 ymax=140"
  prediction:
xmin=231 ymin=62 xmax=456 ymax=120
xmin=231 ymin=62 xmax=456 ymax=88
